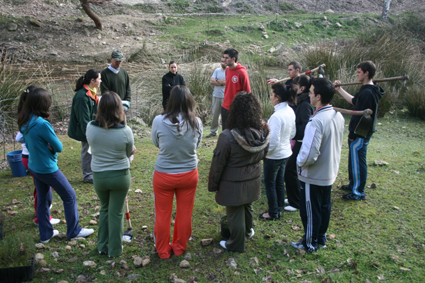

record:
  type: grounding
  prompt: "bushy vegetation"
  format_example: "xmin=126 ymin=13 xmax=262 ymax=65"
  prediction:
xmin=0 ymin=232 xmax=35 ymax=268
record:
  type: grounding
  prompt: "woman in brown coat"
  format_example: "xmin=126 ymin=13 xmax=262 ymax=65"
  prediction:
xmin=208 ymin=91 xmax=270 ymax=252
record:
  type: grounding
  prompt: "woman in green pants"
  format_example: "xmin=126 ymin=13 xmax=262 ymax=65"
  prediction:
xmin=86 ymin=91 xmax=135 ymax=257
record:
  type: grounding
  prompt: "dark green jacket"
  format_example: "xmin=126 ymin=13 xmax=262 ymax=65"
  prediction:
xmin=68 ymin=86 xmax=98 ymax=142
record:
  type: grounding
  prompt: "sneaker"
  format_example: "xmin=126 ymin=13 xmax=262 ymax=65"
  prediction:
xmin=83 ymin=178 xmax=93 ymax=184
xmin=340 ymin=185 xmax=351 ymax=191
xmin=318 ymin=244 xmax=327 ymax=249
xmin=284 ymin=205 xmax=298 ymax=212
xmin=34 ymin=218 xmax=61 ymax=226
xmin=248 ymin=228 xmax=255 ymax=239
xmin=73 ymin=228 xmax=94 ymax=239
xmin=342 ymin=193 xmax=365 ymax=201
xmin=206 ymin=132 xmax=217 ymax=138
xmin=290 ymin=240 xmax=305 ymax=250
xmin=219 ymin=240 xmax=227 ymax=249
xmin=40 ymin=229 xmax=59 ymax=244
xmin=284 ymin=199 xmax=289 ymax=205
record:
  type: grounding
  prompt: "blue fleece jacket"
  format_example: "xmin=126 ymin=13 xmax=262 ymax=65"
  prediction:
xmin=21 ymin=115 xmax=63 ymax=174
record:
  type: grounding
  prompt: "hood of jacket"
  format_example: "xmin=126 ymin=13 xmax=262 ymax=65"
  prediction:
xmin=163 ymin=114 xmax=191 ymax=138
xmin=230 ymin=63 xmax=247 ymax=73
xmin=296 ymin=91 xmax=310 ymax=105
xmin=231 ymin=127 xmax=270 ymax=153
xmin=360 ymin=84 xmax=385 ymax=101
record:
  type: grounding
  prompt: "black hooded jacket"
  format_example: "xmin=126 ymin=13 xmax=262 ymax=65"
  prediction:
xmin=349 ymin=84 xmax=385 ymax=139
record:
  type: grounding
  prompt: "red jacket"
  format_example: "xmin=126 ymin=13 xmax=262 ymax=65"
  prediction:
xmin=222 ymin=63 xmax=251 ymax=110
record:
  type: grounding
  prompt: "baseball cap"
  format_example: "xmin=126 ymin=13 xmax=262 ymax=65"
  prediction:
xmin=111 ymin=50 xmax=125 ymax=61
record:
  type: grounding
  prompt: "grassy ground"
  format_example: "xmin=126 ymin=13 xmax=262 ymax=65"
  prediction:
xmin=0 ymin=109 xmax=424 ymax=282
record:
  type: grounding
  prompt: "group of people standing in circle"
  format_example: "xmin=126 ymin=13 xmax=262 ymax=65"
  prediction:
xmin=15 ymin=46 xmax=383 ymax=258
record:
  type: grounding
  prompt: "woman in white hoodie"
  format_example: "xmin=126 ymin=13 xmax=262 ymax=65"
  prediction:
xmin=260 ymin=83 xmax=296 ymax=220
xmin=151 ymin=85 xmax=203 ymax=259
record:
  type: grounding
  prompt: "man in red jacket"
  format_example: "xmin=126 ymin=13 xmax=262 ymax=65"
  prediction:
xmin=221 ymin=48 xmax=251 ymax=130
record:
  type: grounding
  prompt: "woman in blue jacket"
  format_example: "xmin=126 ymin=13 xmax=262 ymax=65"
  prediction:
xmin=18 ymin=87 xmax=94 ymax=243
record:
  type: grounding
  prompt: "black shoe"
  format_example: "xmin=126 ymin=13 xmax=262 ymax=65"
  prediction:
xmin=83 ymin=178 xmax=94 ymax=184
xmin=342 ymin=193 xmax=365 ymax=201
xmin=206 ymin=132 xmax=217 ymax=138
xmin=340 ymin=185 xmax=351 ymax=191
xmin=259 ymin=212 xmax=279 ymax=221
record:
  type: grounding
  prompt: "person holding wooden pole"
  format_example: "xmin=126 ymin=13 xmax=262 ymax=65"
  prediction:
xmin=334 ymin=61 xmax=385 ymax=201
xmin=267 ymin=61 xmax=302 ymax=86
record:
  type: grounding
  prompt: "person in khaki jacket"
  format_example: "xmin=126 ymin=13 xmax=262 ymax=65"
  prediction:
xmin=208 ymin=91 xmax=270 ymax=253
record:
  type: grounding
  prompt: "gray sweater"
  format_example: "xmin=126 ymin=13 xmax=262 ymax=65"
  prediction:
xmin=151 ymin=114 xmax=203 ymax=173
xmin=86 ymin=122 xmax=134 ymax=172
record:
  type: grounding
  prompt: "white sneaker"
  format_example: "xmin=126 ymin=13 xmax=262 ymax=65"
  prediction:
xmin=248 ymin=228 xmax=255 ymax=239
xmin=284 ymin=205 xmax=298 ymax=212
xmin=34 ymin=218 xmax=61 ymax=226
xmin=220 ymin=240 xmax=227 ymax=249
xmin=284 ymin=199 xmax=289 ymax=205
xmin=40 ymin=229 xmax=59 ymax=244
xmin=74 ymin=228 xmax=94 ymax=238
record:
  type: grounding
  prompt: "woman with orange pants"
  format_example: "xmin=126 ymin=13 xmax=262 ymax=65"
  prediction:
xmin=151 ymin=85 xmax=203 ymax=259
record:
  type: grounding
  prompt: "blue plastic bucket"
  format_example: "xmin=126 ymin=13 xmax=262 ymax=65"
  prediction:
xmin=6 ymin=150 xmax=28 ymax=177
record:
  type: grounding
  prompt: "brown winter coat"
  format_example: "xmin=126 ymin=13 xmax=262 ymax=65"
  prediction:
xmin=208 ymin=127 xmax=270 ymax=207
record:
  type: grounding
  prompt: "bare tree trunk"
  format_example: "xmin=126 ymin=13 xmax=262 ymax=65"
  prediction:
xmin=80 ymin=0 xmax=103 ymax=30
xmin=381 ymin=0 xmax=392 ymax=19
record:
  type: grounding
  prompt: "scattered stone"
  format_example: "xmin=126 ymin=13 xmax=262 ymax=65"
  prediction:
xmin=89 ymin=220 xmax=97 ymax=225
xmin=234 ymin=271 xmax=240 ymax=275
xmin=53 ymin=268 xmax=64 ymax=274
xmin=7 ymin=211 xmax=17 ymax=215
xmin=294 ymin=22 xmax=302 ymax=28
xmin=393 ymin=206 xmax=400 ymax=210
xmin=374 ymin=160 xmax=389 ymax=166
xmin=316 ymin=267 xmax=326 ymax=274
xmin=268 ymin=47 xmax=276 ymax=53
xmin=72 ymin=237 xmax=85 ymax=241
xmin=39 ymin=267 xmax=50 ymax=272
xmin=370 ymin=183 xmax=377 ymax=189
xmin=323 ymin=16 xmax=327 ymax=20
xmin=65 ymin=245 xmax=72 ymax=251
xmin=201 ymin=238 xmax=213 ymax=246
xmin=39 ymin=259 xmax=47 ymax=267
xmin=180 ymin=260 xmax=190 ymax=268
xmin=389 ymin=254 xmax=399 ymax=261
xmin=336 ymin=22 xmax=342 ymax=27
xmin=141 ymin=225 xmax=148 ymax=230
xmin=29 ymin=19 xmax=42 ymax=27
xmin=68 ymin=256 xmax=78 ymax=263
xmin=100 ymin=270 xmax=106 ymax=275
xmin=35 ymin=253 xmax=44 ymax=262
xmin=400 ymin=267 xmax=410 ymax=271
xmin=142 ymin=258 xmax=150 ymax=267
xmin=83 ymin=261 xmax=96 ymax=268
xmin=254 ymin=267 xmax=263 ymax=274
xmin=133 ymin=256 xmax=143 ymax=267
xmin=127 ymin=274 xmax=140 ymax=280
xmin=57 ymin=232 xmax=67 ymax=239
xmin=35 ymin=243 xmax=45 ymax=249
xmin=161 ymin=58 xmax=166 ymax=64
xmin=48 ymin=49 xmax=58 ymax=56
xmin=226 ymin=258 xmax=237 ymax=269
xmin=135 ymin=189 xmax=143 ymax=194
xmin=262 ymin=276 xmax=273 ymax=282
xmin=68 ymin=240 xmax=77 ymax=246
xmin=12 ymin=199 xmax=20 ymax=204
xmin=250 ymin=257 xmax=259 ymax=266
xmin=325 ymin=9 xmax=335 ymax=14
xmin=79 ymin=244 xmax=86 ymax=249
xmin=8 ymin=23 xmax=18 ymax=31
xmin=390 ymin=170 xmax=400 ymax=174
xmin=119 ymin=260 xmax=127 ymax=265
xmin=263 ymin=34 xmax=269 ymax=39
xmin=76 ymin=274 xmax=87 ymax=283
xmin=52 ymin=251 xmax=60 ymax=258
xmin=328 ymin=234 xmax=336 ymax=240
xmin=184 ymin=253 xmax=192 ymax=260
xmin=58 ymin=281 xmax=68 ymax=283
xmin=292 ymin=225 xmax=301 ymax=231
xmin=213 ymin=248 xmax=223 ymax=254
xmin=91 ymin=212 xmax=99 ymax=218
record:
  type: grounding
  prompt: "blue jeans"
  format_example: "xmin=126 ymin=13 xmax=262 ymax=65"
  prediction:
xmin=263 ymin=157 xmax=288 ymax=218
xmin=299 ymin=182 xmax=332 ymax=252
xmin=348 ymin=137 xmax=370 ymax=199
xmin=30 ymin=169 xmax=82 ymax=241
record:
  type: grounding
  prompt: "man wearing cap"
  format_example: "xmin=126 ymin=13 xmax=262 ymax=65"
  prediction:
xmin=101 ymin=50 xmax=131 ymax=111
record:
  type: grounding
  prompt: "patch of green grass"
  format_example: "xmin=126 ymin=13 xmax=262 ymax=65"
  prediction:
xmin=1 ymin=112 xmax=424 ymax=281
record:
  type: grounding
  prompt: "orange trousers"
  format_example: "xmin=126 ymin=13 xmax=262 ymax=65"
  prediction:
xmin=153 ymin=168 xmax=198 ymax=259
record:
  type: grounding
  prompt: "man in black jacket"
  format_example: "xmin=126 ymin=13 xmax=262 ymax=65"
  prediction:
xmin=334 ymin=61 xmax=385 ymax=201
xmin=162 ymin=61 xmax=185 ymax=110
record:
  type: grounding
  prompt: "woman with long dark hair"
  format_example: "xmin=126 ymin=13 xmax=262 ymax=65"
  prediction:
xmin=18 ymin=87 xmax=93 ymax=243
xmin=260 ymin=83 xmax=296 ymax=220
xmin=162 ymin=61 xmax=185 ymax=110
xmin=86 ymin=91 xmax=135 ymax=257
xmin=208 ymin=91 xmax=270 ymax=252
xmin=151 ymin=85 xmax=203 ymax=259
xmin=15 ymin=86 xmax=59 ymax=226
xmin=68 ymin=69 xmax=101 ymax=184
xmin=284 ymin=75 xmax=314 ymax=212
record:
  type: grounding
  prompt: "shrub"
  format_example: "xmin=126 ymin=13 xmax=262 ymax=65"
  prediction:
xmin=404 ymin=84 xmax=425 ymax=120
xmin=0 ymin=232 xmax=35 ymax=268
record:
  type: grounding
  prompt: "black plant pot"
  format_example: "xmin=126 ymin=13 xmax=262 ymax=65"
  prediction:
xmin=0 ymin=257 xmax=35 ymax=282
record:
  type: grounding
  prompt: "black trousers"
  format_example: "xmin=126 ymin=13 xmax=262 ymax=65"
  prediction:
xmin=284 ymin=141 xmax=302 ymax=209
xmin=221 ymin=107 xmax=230 ymax=131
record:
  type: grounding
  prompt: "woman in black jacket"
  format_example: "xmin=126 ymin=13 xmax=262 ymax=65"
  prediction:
xmin=284 ymin=75 xmax=315 ymax=211
xmin=162 ymin=61 xmax=185 ymax=110
xmin=208 ymin=92 xmax=270 ymax=252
